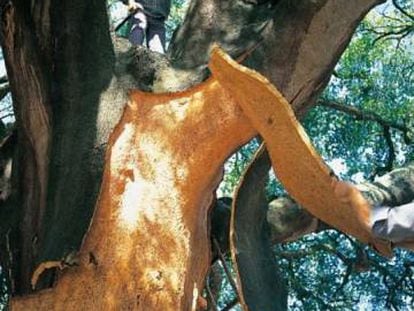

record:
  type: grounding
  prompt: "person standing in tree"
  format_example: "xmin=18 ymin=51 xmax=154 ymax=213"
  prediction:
xmin=121 ymin=0 xmax=171 ymax=53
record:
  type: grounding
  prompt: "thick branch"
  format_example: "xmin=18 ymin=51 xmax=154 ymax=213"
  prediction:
xmin=357 ymin=162 xmax=414 ymax=207
xmin=11 ymin=48 xmax=257 ymax=310
xmin=0 ymin=2 xmax=52 ymax=293
xmin=213 ymin=162 xmax=414 ymax=247
xmin=268 ymin=162 xmax=414 ymax=243
xmin=0 ymin=82 xmax=10 ymax=101
xmin=230 ymin=146 xmax=287 ymax=311
xmin=3 ymin=0 xmax=390 ymax=305
xmin=0 ymin=75 xmax=8 ymax=84
xmin=248 ymin=0 xmax=386 ymax=115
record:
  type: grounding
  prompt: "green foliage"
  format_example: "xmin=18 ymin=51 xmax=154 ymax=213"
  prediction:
xmin=276 ymin=233 xmax=414 ymax=310
xmin=304 ymin=6 xmax=413 ymax=181
xmin=280 ymin=5 xmax=414 ymax=308
xmin=218 ymin=138 xmax=260 ymax=197
xmin=165 ymin=0 xmax=189 ymax=42
xmin=0 ymin=268 xmax=7 ymax=311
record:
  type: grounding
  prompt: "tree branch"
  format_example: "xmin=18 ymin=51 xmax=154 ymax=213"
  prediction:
xmin=392 ymin=0 xmax=414 ymax=21
xmin=213 ymin=161 xmax=414 ymax=256
xmin=0 ymin=113 xmax=14 ymax=120
xmin=319 ymin=100 xmax=409 ymax=134
xmin=372 ymin=24 xmax=414 ymax=45
xmin=371 ymin=126 xmax=396 ymax=178
xmin=212 ymin=238 xmax=241 ymax=303
xmin=270 ymin=162 xmax=414 ymax=241
xmin=0 ymin=75 xmax=8 ymax=84
xmin=0 ymin=83 xmax=10 ymax=102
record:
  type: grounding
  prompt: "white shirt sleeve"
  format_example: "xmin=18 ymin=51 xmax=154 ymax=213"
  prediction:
xmin=371 ymin=202 xmax=414 ymax=243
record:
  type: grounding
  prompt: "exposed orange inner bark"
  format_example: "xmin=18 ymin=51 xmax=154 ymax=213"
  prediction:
xmin=12 ymin=47 xmax=388 ymax=310
xmin=210 ymin=47 xmax=391 ymax=257
xmin=12 ymin=53 xmax=255 ymax=310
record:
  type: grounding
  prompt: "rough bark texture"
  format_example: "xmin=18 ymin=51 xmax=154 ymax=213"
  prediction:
xmin=41 ymin=0 xmax=117 ymax=265
xmin=12 ymin=41 xmax=411 ymax=309
xmin=168 ymin=0 xmax=280 ymax=69
xmin=169 ymin=0 xmax=385 ymax=114
xmin=0 ymin=0 xmax=388 ymax=308
xmin=0 ymin=0 xmax=131 ymax=293
xmin=0 ymin=1 xmax=52 ymax=293
xmin=358 ymin=163 xmax=414 ymax=207
xmin=269 ymin=164 xmax=414 ymax=247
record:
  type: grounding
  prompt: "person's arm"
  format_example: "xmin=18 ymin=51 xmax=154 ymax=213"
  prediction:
xmin=333 ymin=180 xmax=414 ymax=252
xmin=371 ymin=202 xmax=414 ymax=243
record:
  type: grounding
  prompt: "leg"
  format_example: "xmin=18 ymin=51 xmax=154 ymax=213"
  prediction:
xmin=146 ymin=16 xmax=167 ymax=53
xmin=129 ymin=10 xmax=147 ymax=46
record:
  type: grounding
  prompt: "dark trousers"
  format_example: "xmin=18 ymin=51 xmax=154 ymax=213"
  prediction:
xmin=129 ymin=11 xmax=166 ymax=53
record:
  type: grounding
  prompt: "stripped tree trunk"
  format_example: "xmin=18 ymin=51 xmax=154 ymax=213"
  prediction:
xmin=11 ymin=50 xmax=257 ymax=310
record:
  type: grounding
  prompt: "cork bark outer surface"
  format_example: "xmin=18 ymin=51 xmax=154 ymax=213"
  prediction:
xmin=209 ymin=46 xmax=391 ymax=255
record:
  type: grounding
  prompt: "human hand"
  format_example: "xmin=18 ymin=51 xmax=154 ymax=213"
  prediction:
xmin=331 ymin=179 xmax=393 ymax=257
xmin=127 ymin=1 xmax=143 ymax=13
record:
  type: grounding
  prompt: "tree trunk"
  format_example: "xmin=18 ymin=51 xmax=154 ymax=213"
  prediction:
xmin=10 ymin=47 xmax=258 ymax=310
xmin=0 ymin=0 xmax=125 ymax=293
xmin=0 ymin=0 xmax=386 ymax=309
xmin=0 ymin=0 xmax=52 ymax=293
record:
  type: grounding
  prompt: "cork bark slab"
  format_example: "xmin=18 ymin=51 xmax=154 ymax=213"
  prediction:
xmin=230 ymin=146 xmax=287 ymax=311
xmin=209 ymin=46 xmax=390 ymax=255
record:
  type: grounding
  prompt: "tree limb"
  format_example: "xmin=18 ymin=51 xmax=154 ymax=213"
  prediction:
xmin=214 ymin=164 xmax=414 ymax=252
xmin=392 ymin=0 xmax=414 ymax=21
xmin=213 ymin=164 xmax=414 ymax=252
xmin=319 ymin=100 xmax=410 ymax=137
xmin=0 ymin=82 xmax=10 ymax=102
xmin=0 ymin=75 xmax=8 ymax=84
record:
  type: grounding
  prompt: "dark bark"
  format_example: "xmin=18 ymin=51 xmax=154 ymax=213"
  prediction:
xmin=168 ymin=0 xmax=280 ymax=69
xmin=40 ymin=0 xmax=115 ymax=264
xmin=0 ymin=0 xmax=123 ymax=293
xmin=358 ymin=163 xmax=414 ymax=207
xmin=0 ymin=130 xmax=16 ymax=293
xmin=0 ymin=0 xmax=52 ymax=293
xmin=231 ymin=147 xmax=287 ymax=311
xmin=168 ymin=0 xmax=386 ymax=114
xmin=266 ymin=162 xmax=414 ymax=246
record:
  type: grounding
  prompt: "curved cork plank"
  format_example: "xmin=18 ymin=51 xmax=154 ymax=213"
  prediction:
xmin=209 ymin=46 xmax=391 ymax=256
xmin=230 ymin=145 xmax=287 ymax=311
